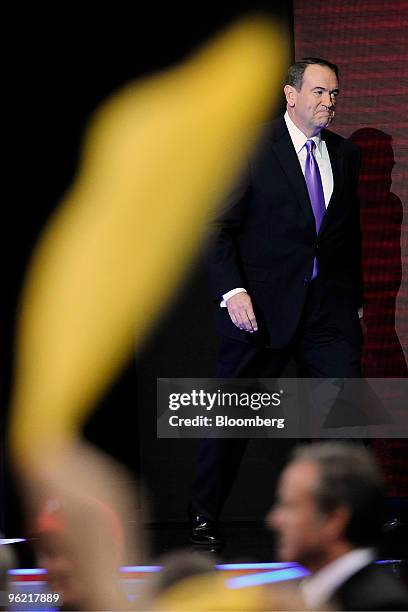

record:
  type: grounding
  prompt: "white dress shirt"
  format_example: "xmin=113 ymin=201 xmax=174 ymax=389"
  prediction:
xmin=300 ymin=548 xmax=375 ymax=609
xmin=284 ymin=111 xmax=334 ymax=207
xmin=220 ymin=112 xmax=333 ymax=307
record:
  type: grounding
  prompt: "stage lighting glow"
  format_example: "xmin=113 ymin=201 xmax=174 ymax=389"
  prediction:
xmin=216 ymin=562 xmax=299 ymax=570
xmin=8 ymin=569 xmax=47 ymax=576
xmin=227 ymin=566 xmax=309 ymax=589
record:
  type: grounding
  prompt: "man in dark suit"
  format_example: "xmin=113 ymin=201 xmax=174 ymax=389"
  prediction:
xmin=190 ymin=58 xmax=365 ymax=546
xmin=268 ymin=442 xmax=408 ymax=611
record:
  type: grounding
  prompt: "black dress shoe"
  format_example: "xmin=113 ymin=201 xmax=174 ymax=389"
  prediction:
xmin=189 ymin=510 xmax=224 ymax=547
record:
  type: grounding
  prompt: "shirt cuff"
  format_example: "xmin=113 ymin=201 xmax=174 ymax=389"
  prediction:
xmin=220 ymin=288 xmax=247 ymax=308
xmin=358 ymin=307 xmax=364 ymax=319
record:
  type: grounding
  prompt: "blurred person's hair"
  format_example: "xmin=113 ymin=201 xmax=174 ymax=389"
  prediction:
xmin=285 ymin=57 xmax=339 ymax=91
xmin=137 ymin=549 xmax=217 ymax=610
xmin=292 ymin=442 xmax=386 ymax=547
xmin=153 ymin=549 xmax=216 ymax=593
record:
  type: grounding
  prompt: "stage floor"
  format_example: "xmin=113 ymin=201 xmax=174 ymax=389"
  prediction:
xmin=147 ymin=523 xmax=276 ymax=562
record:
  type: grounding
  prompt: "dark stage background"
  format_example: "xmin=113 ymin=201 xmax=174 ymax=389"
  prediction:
xmin=1 ymin=3 xmax=293 ymax=539
xmin=2 ymin=1 xmax=407 ymax=545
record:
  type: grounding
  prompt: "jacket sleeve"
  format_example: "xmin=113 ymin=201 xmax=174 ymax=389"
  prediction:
xmin=203 ymin=163 xmax=252 ymax=303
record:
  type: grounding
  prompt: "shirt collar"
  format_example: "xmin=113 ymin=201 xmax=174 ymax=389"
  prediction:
xmin=284 ymin=111 xmax=323 ymax=157
xmin=300 ymin=548 xmax=375 ymax=609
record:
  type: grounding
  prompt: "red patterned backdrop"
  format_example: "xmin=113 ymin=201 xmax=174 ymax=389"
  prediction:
xmin=294 ymin=0 xmax=408 ymax=495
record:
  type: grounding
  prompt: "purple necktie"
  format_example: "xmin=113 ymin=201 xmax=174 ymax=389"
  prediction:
xmin=304 ymin=139 xmax=326 ymax=279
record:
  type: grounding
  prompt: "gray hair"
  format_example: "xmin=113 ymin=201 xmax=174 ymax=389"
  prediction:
xmin=292 ymin=442 xmax=386 ymax=547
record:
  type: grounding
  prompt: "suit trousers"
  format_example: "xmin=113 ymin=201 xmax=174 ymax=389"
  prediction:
xmin=191 ymin=277 xmax=362 ymax=520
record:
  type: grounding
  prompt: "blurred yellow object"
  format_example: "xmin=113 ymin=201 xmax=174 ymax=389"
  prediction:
xmin=152 ymin=571 xmax=305 ymax=611
xmin=9 ymin=16 xmax=287 ymax=469
xmin=153 ymin=572 xmax=266 ymax=611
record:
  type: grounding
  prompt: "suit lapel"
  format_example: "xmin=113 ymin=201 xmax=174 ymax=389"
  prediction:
xmin=268 ymin=119 xmax=346 ymax=236
xmin=318 ymin=129 xmax=345 ymax=237
xmin=269 ymin=119 xmax=315 ymax=228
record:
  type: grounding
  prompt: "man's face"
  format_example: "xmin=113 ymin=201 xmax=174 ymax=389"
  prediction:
xmin=266 ymin=460 xmax=330 ymax=567
xmin=285 ymin=64 xmax=339 ymax=136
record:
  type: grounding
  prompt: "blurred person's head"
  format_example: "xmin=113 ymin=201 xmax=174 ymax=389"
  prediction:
xmin=34 ymin=501 xmax=84 ymax=610
xmin=146 ymin=552 xmax=309 ymax=611
xmin=156 ymin=550 xmax=216 ymax=593
xmin=33 ymin=497 xmax=124 ymax=610
xmin=137 ymin=549 xmax=216 ymax=609
xmin=151 ymin=568 xmax=308 ymax=611
xmin=267 ymin=442 xmax=386 ymax=572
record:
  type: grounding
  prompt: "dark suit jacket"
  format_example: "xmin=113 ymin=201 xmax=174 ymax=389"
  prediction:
xmin=205 ymin=116 xmax=363 ymax=349
xmin=330 ymin=562 xmax=408 ymax=611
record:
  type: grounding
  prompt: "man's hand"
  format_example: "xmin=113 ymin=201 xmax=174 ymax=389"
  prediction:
xmin=226 ymin=292 xmax=258 ymax=333
xmin=360 ymin=317 xmax=367 ymax=337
